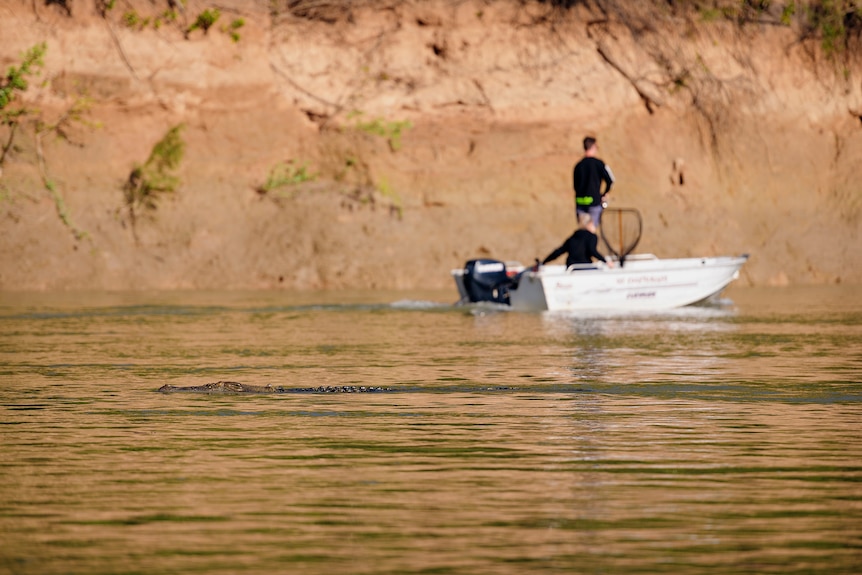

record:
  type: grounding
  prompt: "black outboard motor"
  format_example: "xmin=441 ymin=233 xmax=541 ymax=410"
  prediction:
xmin=462 ymin=259 xmax=512 ymax=305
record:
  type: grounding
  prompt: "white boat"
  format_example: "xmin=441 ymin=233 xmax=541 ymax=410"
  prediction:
xmin=451 ymin=208 xmax=749 ymax=312
xmin=452 ymin=254 xmax=747 ymax=312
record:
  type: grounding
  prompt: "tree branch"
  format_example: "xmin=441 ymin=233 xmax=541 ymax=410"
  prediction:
xmin=105 ymin=19 xmax=140 ymax=81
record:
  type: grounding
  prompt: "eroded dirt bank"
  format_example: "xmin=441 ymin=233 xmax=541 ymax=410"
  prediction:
xmin=1 ymin=0 xmax=861 ymax=291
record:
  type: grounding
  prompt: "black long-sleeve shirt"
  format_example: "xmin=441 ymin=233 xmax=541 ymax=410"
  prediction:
xmin=542 ymin=229 xmax=607 ymax=268
xmin=573 ymin=157 xmax=614 ymax=209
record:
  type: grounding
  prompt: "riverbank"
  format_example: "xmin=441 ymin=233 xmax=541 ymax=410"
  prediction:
xmin=1 ymin=0 xmax=860 ymax=290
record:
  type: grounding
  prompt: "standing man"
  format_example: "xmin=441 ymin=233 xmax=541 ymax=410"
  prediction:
xmin=573 ymin=136 xmax=614 ymax=226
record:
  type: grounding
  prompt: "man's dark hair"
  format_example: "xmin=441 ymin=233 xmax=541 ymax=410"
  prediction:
xmin=583 ymin=137 xmax=596 ymax=151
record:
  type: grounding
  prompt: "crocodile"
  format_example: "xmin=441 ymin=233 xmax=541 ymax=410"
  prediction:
xmin=157 ymin=381 xmax=392 ymax=394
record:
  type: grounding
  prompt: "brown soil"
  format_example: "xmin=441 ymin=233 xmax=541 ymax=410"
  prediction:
xmin=1 ymin=0 xmax=861 ymax=292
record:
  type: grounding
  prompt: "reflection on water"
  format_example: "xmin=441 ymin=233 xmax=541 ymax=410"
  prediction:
xmin=1 ymin=285 xmax=861 ymax=574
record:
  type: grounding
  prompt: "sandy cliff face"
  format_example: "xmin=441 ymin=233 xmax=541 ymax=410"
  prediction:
xmin=0 ymin=0 xmax=860 ymax=291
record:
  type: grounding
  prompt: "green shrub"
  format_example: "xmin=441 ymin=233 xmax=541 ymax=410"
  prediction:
xmin=188 ymin=8 xmax=221 ymax=35
xmin=228 ymin=18 xmax=245 ymax=42
xmin=258 ymin=159 xmax=317 ymax=194
xmin=0 ymin=43 xmax=45 ymax=113
xmin=122 ymin=10 xmax=141 ymax=28
xmin=781 ymin=1 xmax=797 ymax=24
xmin=805 ymin=0 xmax=861 ymax=56
xmin=123 ymin=125 xmax=185 ymax=221
xmin=349 ymin=111 xmax=413 ymax=151
xmin=1 ymin=43 xmax=46 ymax=167
xmin=96 ymin=0 xmax=116 ymax=16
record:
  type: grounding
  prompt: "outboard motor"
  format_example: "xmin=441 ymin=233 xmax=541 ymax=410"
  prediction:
xmin=461 ymin=259 xmax=512 ymax=304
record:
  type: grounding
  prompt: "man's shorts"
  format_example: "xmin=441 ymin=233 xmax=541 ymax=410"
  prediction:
xmin=576 ymin=205 xmax=604 ymax=226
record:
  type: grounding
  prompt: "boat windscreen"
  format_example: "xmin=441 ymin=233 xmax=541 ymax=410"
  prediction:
xmin=600 ymin=208 xmax=642 ymax=265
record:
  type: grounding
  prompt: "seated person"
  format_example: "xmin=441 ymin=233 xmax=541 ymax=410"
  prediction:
xmin=541 ymin=212 xmax=613 ymax=269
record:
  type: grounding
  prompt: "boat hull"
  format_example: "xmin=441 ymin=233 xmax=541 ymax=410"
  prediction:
xmin=452 ymin=254 xmax=749 ymax=312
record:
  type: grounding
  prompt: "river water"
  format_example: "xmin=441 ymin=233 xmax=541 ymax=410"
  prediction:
xmin=1 ymin=285 xmax=860 ymax=574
